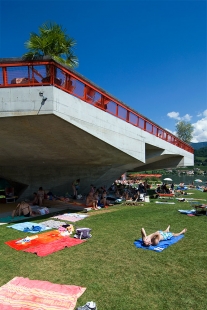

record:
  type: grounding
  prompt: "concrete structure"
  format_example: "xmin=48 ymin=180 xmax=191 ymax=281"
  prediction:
xmin=0 ymin=58 xmax=194 ymax=199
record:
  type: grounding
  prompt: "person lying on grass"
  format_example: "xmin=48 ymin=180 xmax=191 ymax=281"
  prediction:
xmin=141 ymin=225 xmax=187 ymax=246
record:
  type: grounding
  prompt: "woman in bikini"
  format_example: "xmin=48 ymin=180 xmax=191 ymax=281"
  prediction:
xmin=141 ymin=225 xmax=187 ymax=246
xmin=86 ymin=192 xmax=98 ymax=210
xmin=37 ymin=187 xmax=45 ymax=206
xmin=12 ymin=201 xmax=34 ymax=217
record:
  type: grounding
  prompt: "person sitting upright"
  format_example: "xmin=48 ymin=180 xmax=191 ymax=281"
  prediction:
xmin=12 ymin=201 xmax=33 ymax=217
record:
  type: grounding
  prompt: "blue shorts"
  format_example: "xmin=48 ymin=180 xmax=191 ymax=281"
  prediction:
xmin=159 ymin=230 xmax=173 ymax=240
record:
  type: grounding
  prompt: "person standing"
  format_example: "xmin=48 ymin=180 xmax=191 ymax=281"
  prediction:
xmin=72 ymin=179 xmax=80 ymax=199
xmin=37 ymin=187 xmax=45 ymax=206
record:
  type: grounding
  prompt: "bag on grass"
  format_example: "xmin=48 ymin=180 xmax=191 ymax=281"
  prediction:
xmin=74 ymin=228 xmax=92 ymax=240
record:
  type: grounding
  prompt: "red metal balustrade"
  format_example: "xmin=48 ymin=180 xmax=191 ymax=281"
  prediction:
xmin=0 ymin=59 xmax=194 ymax=154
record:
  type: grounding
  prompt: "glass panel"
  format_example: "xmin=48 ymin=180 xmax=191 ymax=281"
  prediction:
xmin=30 ymin=65 xmax=47 ymax=83
xmin=85 ymin=86 xmax=95 ymax=103
xmin=163 ymin=132 xmax=167 ymax=140
xmin=7 ymin=66 xmax=29 ymax=84
xmin=129 ymin=112 xmax=138 ymax=125
xmin=146 ymin=122 xmax=152 ymax=133
xmin=152 ymin=126 xmax=157 ymax=135
xmin=118 ymin=106 xmax=127 ymax=120
xmin=139 ymin=118 xmax=145 ymax=129
xmin=73 ymin=79 xmax=84 ymax=98
xmin=94 ymin=92 xmax=102 ymax=107
xmin=106 ymin=100 xmax=116 ymax=115
xmin=55 ymin=68 xmax=65 ymax=86
xmin=0 ymin=68 xmax=3 ymax=85
xmin=158 ymin=130 xmax=163 ymax=138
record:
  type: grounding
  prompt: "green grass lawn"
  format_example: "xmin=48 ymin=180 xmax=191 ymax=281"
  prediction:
xmin=0 ymin=190 xmax=207 ymax=310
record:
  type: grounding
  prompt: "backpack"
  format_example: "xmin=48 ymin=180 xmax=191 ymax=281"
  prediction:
xmin=74 ymin=228 xmax=92 ymax=240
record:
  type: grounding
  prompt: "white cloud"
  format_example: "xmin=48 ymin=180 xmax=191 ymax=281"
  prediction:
xmin=167 ymin=111 xmax=181 ymax=120
xmin=182 ymin=114 xmax=192 ymax=121
xmin=192 ymin=114 xmax=207 ymax=142
xmin=167 ymin=111 xmax=192 ymax=121
xmin=166 ymin=109 xmax=207 ymax=143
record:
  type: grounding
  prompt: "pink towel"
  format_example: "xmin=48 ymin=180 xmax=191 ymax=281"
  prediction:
xmin=0 ymin=276 xmax=86 ymax=309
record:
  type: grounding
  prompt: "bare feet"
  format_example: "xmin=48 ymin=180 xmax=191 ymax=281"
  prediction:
xmin=166 ymin=225 xmax=170 ymax=232
xmin=181 ymin=228 xmax=187 ymax=234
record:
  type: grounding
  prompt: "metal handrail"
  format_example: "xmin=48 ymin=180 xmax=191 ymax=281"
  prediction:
xmin=0 ymin=58 xmax=194 ymax=154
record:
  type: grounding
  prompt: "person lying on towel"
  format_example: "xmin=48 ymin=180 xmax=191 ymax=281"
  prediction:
xmin=141 ymin=226 xmax=187 ymax=246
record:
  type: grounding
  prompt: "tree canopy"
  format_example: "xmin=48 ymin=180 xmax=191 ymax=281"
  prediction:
xmin=175 ymin=121 xmax=194 ymax=144
xmin=23 ymin=22 xmax=78 ymax=68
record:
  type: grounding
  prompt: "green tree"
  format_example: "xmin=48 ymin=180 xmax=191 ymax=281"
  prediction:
xmin=175 ymin=121 xmax=193 ymax=144
xmin=23 ymin=22 xmax=78 ymax=68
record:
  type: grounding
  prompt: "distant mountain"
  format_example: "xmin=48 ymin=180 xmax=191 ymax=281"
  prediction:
xmin=191 ymin=142 xmax=207 ymax=150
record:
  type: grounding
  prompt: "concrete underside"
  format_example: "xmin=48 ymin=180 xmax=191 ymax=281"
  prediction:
xmin=0 ymin=86 xmax=194 ymax=199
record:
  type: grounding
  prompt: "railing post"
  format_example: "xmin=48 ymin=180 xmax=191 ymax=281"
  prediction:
xmin=126 ymin=110 xmax=129 ymax=122
xmin=3 ymin=67 xmax=8 ymax=86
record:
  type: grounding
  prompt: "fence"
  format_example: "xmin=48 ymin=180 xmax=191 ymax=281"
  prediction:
xmin=0 ymin=59 xmax=194 ymax=154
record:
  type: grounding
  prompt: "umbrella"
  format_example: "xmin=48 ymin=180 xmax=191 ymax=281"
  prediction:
xmin=194 ymin=179 xmax=202 ymax=183
xmin=163 ymin=178 xmax=173 ymax=181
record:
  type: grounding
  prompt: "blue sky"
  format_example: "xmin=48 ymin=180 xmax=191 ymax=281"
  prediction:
xmin=0 ymin=0 xmax=206 ymax=142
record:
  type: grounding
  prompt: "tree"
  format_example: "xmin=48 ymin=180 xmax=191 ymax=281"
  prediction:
xmin=23 ymin=22 xmax=78 ymax=68
xmin=175 ymin=121 xmax=193 ymax=144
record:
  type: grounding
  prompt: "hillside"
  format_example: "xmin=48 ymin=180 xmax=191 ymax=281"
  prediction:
xmin=191 ymin=141 xmax=207 ymax=150
xmin=194 ymin=146 xmax=207 ymax=158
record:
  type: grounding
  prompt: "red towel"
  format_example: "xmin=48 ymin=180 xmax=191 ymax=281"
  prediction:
xmin=23 ymin=237 xmax=85 ymax=256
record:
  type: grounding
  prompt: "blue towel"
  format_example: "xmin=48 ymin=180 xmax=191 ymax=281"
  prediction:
xmin=7 ymin=222 xmax=50 ymax=233
xmin=23 ymin=225 xmax=42 ymax=232
xmin=134 ymin=235 xmax=184 ymax=252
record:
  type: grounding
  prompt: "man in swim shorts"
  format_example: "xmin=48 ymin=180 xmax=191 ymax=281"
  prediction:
xmin=141 ymin=225 xmax=187 ymax=246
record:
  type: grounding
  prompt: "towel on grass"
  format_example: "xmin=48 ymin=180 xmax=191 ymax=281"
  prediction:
xmin=0 ymin=276 xmax=86 ymax=310
xmin=23 ymin=236 xmax=85 ymax=256
xmin=7 ymin=222 xmax=50 ymax=233
xmin=134 ymin=235 xmax=184 ymax=252
xmin=178 ymin=209 xmax=196 ymax=214
xmin=5 ymin=230 xmax=64 ymax=251
xmin=155 ymin=201 xmax=175 ymax=205
xmin=40 ymin=219 xmax=67 ymax=229
xmin=0 ymin=215 xmax=25 ymax=223
xmin=52 ymin=213 xmax=89 ymax=222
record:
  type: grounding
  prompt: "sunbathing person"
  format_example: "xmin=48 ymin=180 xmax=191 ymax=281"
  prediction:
xmin=141 ymin=225 xmax=187 ymax=246
xmin=12 ymin=201 xmax=34 ymax=217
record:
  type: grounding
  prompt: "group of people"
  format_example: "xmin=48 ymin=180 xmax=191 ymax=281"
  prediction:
xmin=12 ymin=186 xmax=46 ymax=218
xmin=155 ymin=183 xmax=174 ymax=194
xmin=85 ymin=186 xmax=112 ymax=210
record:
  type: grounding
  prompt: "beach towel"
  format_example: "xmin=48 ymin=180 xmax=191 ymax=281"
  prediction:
xmin=0 ymin=276 xmax=86 ymax=309
xmin=7 ymin=222 xmax=50 ymax=233
xmin=178 ymin=209 xmax=196 ymax=214
xmin=40 ymin=219 xmax=67 ymax=229
xmin=23 ymin=236 xmax=85 ymax=256
xmin=5 ymin=230 xmax=64 ymax=251
xmin=134 ymin=235 xmax=184 ymax=252
xmin=52 ymin=213 xmax=89 ymax=222
xmin=0 ymin=215 xmax=25 ymax=224
xmin=155 ymin=201 xmax=175 ymax=204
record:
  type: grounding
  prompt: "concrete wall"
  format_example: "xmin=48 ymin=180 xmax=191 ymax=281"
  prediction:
xmin=0 ymin=85 xmax=194 ymax=199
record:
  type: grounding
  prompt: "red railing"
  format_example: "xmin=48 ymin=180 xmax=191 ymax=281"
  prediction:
xmin=0 ymin=58 xmax=194 ymax=154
